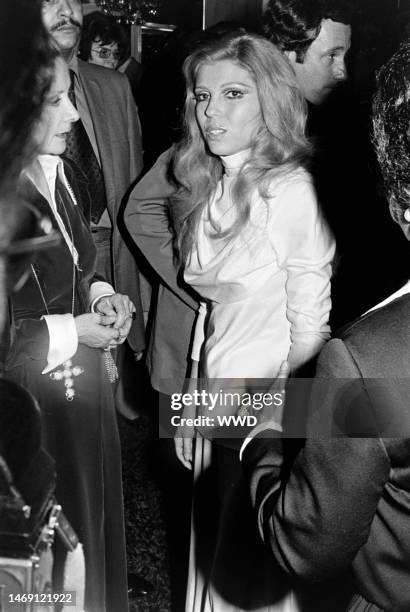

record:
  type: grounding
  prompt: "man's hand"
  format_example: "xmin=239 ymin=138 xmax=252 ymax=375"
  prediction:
xmin=94 ymin=293 xmax=136 ymax=344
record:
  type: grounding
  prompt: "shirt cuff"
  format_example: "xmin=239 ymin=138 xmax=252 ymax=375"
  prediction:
xmin=42 ymin=314 xmax=78 ymax=374
xmin=239 ymin=421 xmax=283 ymax=461
xmin=89 ymin=282 xmax=115 ymax=312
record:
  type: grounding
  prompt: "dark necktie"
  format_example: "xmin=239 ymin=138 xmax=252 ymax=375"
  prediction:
xmin=64 ymin=70 xmax=107 ymax=224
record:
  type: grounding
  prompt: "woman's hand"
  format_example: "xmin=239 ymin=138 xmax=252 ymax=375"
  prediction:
xmin=174 ymin=402 xmax=196 ymax=470
xmin=174 ymin=434 xmax=193 ymax=470
xmin=174 ymin=364 xmax=198 ymax=470
xmin=75 ymin=313 xmax=120 ymax=349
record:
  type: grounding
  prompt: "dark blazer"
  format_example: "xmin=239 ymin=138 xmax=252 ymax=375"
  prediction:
xmin=124 ymin=148 xmax=198 ymax=394
xmin=243 ymin=293 xmax=410 ymax=612
xmin=77 ymin=59 xmax=145 ymax=351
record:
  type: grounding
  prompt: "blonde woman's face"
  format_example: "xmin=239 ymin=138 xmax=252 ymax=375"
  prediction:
xmin=194 ymin=60 xmax=261 ymax=157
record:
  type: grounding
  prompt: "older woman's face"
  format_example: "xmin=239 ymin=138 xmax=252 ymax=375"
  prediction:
xmin=194 ymin=60 xmax=261 ymax=157
xmin=89 ymin=39 xmax=120 ymax=69
xmin=34 ymin=57 xmax=79 ymax=155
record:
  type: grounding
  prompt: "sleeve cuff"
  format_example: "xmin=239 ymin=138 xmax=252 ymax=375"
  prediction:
xmin=89 ymin=282 xmax=115 ymax=312
xmin=42 ymin=314 xmax=78 ymax=374
xmin=288 ymin=333 xmax=329 ymax=371
xmin=239 ymin=421 xmax=283 ymax=461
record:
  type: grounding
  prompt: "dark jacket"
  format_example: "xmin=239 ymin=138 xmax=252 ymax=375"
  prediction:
xmin=243 ymin=292 xmax=410 ymax=611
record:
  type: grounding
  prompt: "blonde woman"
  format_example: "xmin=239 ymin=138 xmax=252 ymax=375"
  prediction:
xmin=169 ymin=32 xmax=335 ymax=611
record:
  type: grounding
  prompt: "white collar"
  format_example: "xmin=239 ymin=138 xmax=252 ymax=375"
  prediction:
xmin=37 ymin=155 xmax=63 ymax=208
xmin=220 ymin=149 xmax=251 ymax=177
xmin=364 ymin=279 xmax=410 ymax=315
xmin=23 ymin=155 xmax=79 ymax=265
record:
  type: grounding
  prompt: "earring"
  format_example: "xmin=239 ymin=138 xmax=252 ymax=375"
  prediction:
xmin=404 ymin=208 xmax=410 ymax=222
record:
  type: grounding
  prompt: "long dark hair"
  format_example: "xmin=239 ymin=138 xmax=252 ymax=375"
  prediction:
xmin=0 ymin=0 xmax=54 ymax=195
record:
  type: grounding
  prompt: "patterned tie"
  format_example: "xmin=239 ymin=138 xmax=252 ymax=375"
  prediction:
xmin=64 ymin=70 xmax=107 ymax=224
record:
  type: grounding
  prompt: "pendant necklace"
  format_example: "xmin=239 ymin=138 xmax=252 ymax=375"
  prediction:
xmin=31 ymin=189 xmax=84 ymax=401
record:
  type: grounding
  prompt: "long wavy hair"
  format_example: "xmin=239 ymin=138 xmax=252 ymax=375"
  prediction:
xmin=169 ymin=32 xmax=312 ymax=265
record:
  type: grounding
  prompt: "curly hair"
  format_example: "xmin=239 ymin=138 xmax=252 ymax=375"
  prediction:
xmin=0 ymin=0 xmax=54 ymax=195
xmin=373 ymin=40 xmax=410 ymax=230
xmin=79 ymin=12 xmax=129 ymax=65
xmin=263 ymin=0 xmax=353 ymax=61
xmin=169 ymin=32 xmax=311 ymax=265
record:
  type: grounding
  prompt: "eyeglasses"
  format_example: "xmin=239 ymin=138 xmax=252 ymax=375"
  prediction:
xmin=91 ymin=46 xmax=121 ymax=61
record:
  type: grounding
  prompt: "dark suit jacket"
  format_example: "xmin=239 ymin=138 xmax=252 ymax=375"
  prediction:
xmin=243 ymin=293 xmax=410 ymax=612
xmin=77 ymin=59 xmax=145 ymax=351
xmin=124 ymin=148 xmax=198 ymax=394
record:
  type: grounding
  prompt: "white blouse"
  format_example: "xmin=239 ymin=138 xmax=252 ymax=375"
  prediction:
xmin=185 ymin=150 xmax=335 ymax=379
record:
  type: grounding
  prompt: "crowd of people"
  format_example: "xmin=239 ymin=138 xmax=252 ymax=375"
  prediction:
xmin=1 ymin=0 xmax=410 ymax=611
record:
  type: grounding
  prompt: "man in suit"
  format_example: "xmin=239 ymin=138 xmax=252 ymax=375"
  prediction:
xmin=42 ymin=0 xmax=146 ymax=374
xmin=241 ymin=40 xmax=410 ymax=611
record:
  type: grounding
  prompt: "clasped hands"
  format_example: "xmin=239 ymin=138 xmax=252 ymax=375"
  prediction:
xmin=75 ymin=293 xmax=136 ymax=350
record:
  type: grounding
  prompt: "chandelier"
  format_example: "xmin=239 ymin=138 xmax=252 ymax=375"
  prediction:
xmin=95 ymin=0 xmax=163 ymax=25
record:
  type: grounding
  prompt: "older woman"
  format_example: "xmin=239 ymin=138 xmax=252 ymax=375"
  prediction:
xmin=243 ymin=40 xmax=410 ymax=612
xmin=5 ymin=53 xmax=134 ymax=612
xmin=168 ymin=32 xmax=334 ymax=611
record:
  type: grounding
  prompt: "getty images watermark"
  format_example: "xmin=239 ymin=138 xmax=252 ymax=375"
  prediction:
xmin=162 ymin=383 xmax=286 ymax=433
xmin=159 ymin=377 xmax=410 ymax=438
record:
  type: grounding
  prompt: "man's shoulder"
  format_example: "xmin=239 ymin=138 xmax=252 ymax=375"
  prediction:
xmin=78 ymin=58 xmax=128 ymax=90
xmin=332 ymin=293 xmax=410 ymax=374
xmin=337 ymin=293 xmax=410 ymax=342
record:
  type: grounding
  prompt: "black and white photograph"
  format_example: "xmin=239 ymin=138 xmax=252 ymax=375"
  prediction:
xmin=1 ymin=0 xmax=410 ymax=610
